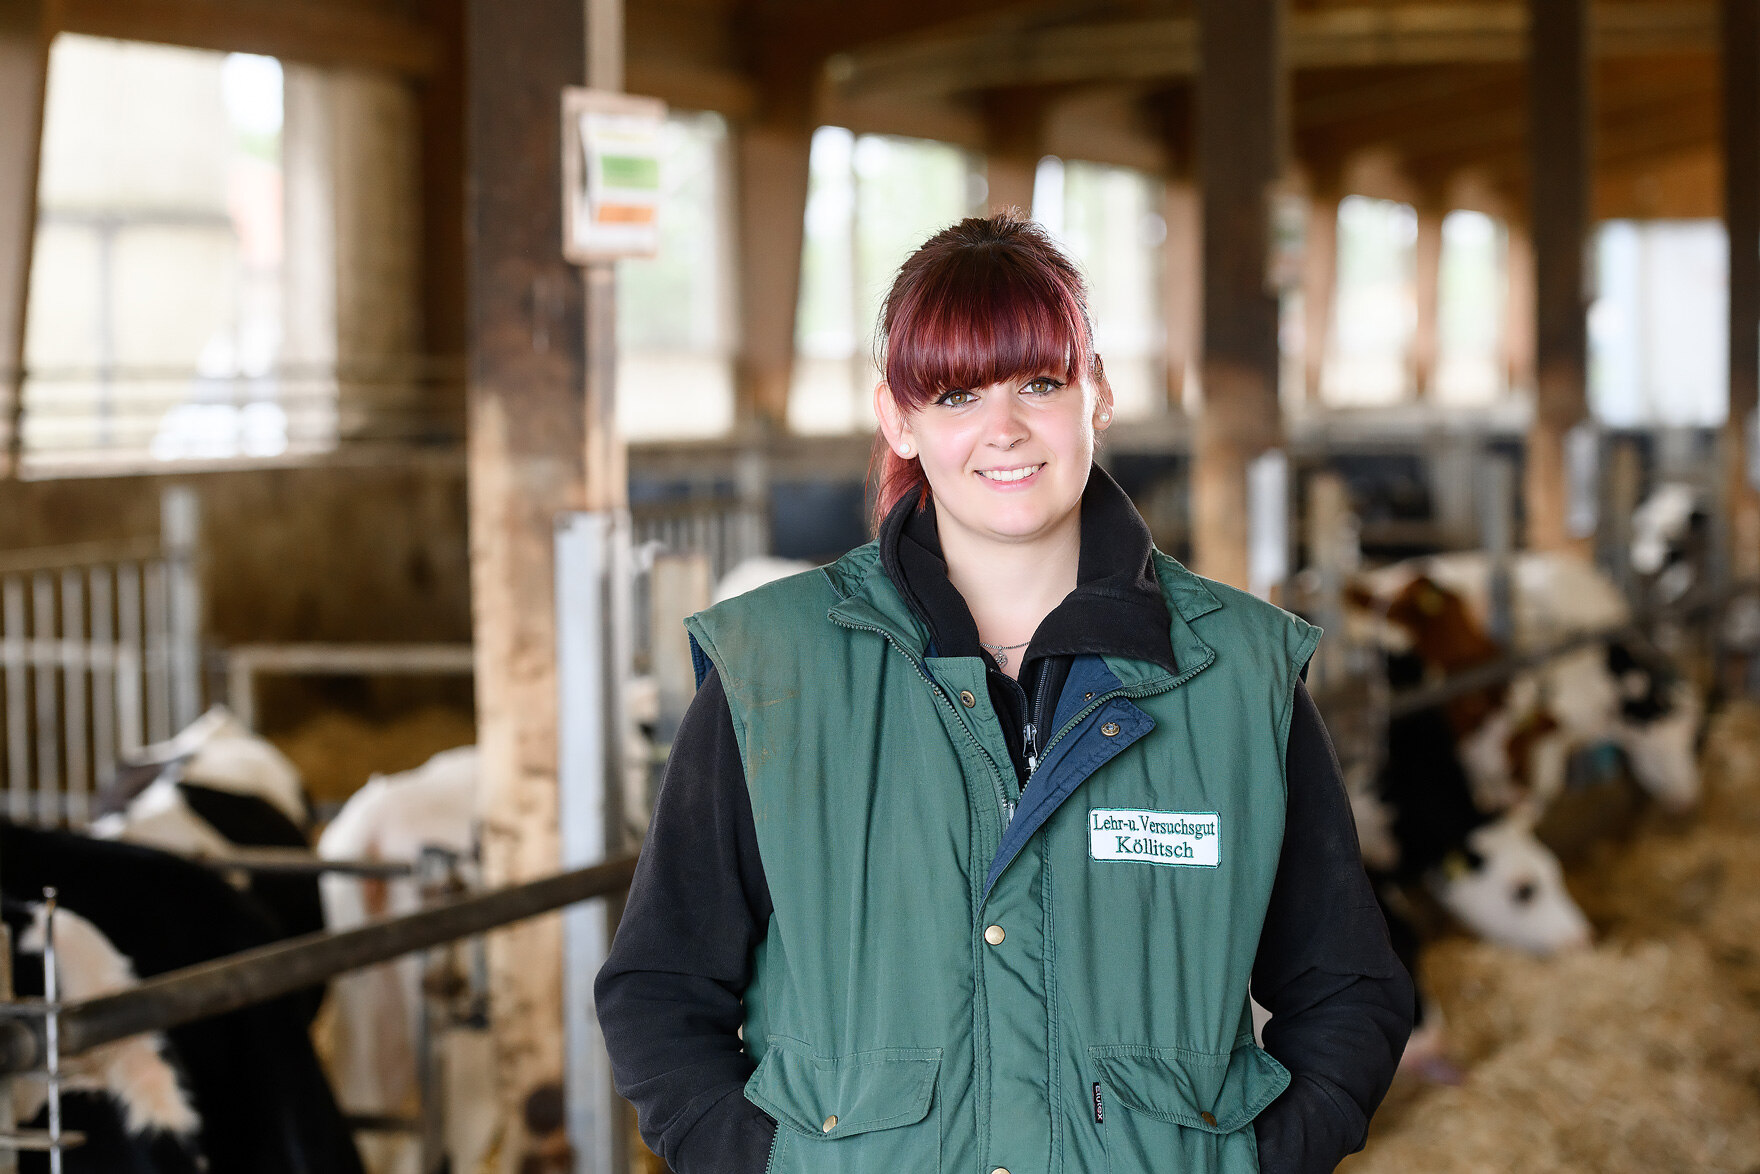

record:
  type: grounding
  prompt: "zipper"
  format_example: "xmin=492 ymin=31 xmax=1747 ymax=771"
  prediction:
xmin=827 ymin=616 xmax=1014 ymax=820
xmin=1024 ymin=659 xmax=1053 ymax=779
xmin=1031 ymin=654 xmax=1209 ymax=770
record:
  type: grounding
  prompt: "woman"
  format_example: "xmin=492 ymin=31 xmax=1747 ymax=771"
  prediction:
xmin=596 ymin=214 xmax=1412 ymax=1174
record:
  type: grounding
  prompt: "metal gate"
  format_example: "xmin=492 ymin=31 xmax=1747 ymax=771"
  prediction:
xmin=0 ymin=487 xmax=202 ymax=827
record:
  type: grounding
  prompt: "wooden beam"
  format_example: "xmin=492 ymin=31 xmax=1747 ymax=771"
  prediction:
xmin=0 ymin=0 xmax=50 ymax=478
xmin=56 ymin=0 xmax=440 ymax=76
xmin=979 ymin=87 xmax=1051 ymax=215
xmin=1410 ymin=206 xmax=1444 ymax=398
xmin=1526 ymin=0 xmax=1591 ymax=553
xmin=831 ymin=3 xmax=1715 ymax=100
xmin=1193 ymin=0 xmax=1284 ymax=590
xmin=1294 ymin=65 xmax=1513 ymax=132
xmin=415 ymin=0 xmax=467 ymax=434
xmin=732 ymin=117 xmax=812 ymax=431
xmin=1163 ymin=180 xmax=1201 ymax=410
xmin=464 ymin=0 xmax=585 ymax=1163
xmin=1301 ymin=195 xmax=1338 ymax=403
xmin=1724 ymin=0 xmax=1760 ymax=580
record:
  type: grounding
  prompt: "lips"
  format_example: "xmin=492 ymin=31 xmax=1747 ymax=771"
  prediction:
xmin=978 ymin=464 xmax=1044 ymax=483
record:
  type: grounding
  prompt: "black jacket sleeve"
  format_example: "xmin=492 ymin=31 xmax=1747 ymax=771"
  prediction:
xmin=1251 ymin=680 xmax=1415 ymax=1174
xmin=594 ymin=667 xmax=778 ymax=1173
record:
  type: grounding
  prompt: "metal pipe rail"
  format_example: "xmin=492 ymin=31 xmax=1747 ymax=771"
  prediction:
xmin=0 ymin=854 xmax=639 ymax=1076
xmin=173 ymin=845 xmax=420 ymax=878
xmin=1322 ymin=576 xmax=1760 ymax=719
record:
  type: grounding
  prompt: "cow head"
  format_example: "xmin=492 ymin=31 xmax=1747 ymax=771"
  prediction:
xmin=1604 ymin=640 xmax=1702 ymax=812
xmin=1426 ymin=812 xmax=1592 ymax=955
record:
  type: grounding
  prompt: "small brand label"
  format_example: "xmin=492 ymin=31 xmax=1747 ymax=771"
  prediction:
xmin=1092 ymin=1083 xmax=1104 ymax=1124
xmin=1089 ymin=808 xmax=1221 ymax=868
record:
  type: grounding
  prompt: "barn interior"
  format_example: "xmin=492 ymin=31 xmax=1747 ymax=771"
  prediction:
xmin=2 ymin=0 xmax=1760 ymax=1171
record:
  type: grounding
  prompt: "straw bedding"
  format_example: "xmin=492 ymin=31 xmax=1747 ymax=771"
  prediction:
xmin=1344 ymin=702 xmax=1760 ymax=1174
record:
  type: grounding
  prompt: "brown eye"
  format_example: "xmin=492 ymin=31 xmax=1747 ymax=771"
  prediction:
xmin=936 ymin=389 xmax=974 ymax=407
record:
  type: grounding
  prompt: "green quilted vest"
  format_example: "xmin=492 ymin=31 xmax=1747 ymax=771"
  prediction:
xmin=684 ymin=541 xmax=1320 ymax=1174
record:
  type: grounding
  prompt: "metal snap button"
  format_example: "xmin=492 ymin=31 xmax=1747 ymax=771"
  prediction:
xmin=822 ymin=1115 xmax=838 ymax=1133
xmin=1101 ymin=721 xmax=1121 ymax=737
xmin=983 ymin=924 xmax=1005 ymax=946
xmin=992 ymin=1168 xmax=1010 ymax=1174
xmin=1083 ymin=692 xmax=1094 ymax=701
xmin=959 ymin=690 xmax=977 ymax=707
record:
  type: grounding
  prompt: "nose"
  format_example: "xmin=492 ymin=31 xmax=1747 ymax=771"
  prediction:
xmin=981 ymin=386 xmax=1029 ymax=449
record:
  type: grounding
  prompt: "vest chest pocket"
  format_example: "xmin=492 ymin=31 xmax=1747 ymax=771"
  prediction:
xmin=1091 ymin=1041 xmax=1289 ymax=1174
xmin=745 ymin=1039 xmax=942 ymax=1174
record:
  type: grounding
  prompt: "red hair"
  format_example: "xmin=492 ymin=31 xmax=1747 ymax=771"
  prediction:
xmin=869 ymin=212 xmax=1106 ymax=528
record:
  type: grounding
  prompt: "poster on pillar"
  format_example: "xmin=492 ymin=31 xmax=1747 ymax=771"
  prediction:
xmin=562 ymin=88 xmax=667 ymax=263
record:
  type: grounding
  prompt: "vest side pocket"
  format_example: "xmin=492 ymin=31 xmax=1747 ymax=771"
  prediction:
xmin=744 ymin=1038 xmax=943 ymax=1174
xmin=1089 ymin=1040 xmax=1290 ymax=1174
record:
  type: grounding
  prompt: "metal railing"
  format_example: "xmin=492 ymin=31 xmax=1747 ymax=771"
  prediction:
xmin=0 ymin=854 xmax=639 ymax=1078
xmin=0 ymin=488 xmax=202 ymax=827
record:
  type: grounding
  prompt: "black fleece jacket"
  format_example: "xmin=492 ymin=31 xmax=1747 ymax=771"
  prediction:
xmin=596 ymin=468 xmax=1414 ymax=1174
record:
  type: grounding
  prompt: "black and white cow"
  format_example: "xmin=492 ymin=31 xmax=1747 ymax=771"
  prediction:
xmin=4 ymin=898 xmax=204 ymax=1174
xmin=1630 ymin=482 xmax=1709 ymax=606
xmin=1 ymin=821 xmax=364 ymax=1174
xmin=91 ymin=707 xmax=325 ymax=948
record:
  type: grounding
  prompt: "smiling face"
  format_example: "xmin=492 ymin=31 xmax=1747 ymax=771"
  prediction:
xmin=876 ymin=370 xmax=1112 ymax=550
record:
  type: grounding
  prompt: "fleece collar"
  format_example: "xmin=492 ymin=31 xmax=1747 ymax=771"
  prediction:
xmin=874 ymin=463 xmax=1178 ymax=675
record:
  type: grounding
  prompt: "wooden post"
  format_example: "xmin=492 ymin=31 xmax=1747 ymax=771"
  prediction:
xmin=1411 ymin=206 xmax=1445 ymax=399
xmin=1724 ymin=0 xmax=1760 ymax=581
xmin=0 ymin=0 xmax=49 ymax=478
xmin=416 ymin=0 xmax=467 ymax=437
xmin=333 ymin=70 xmax=423 ymax=442
xmin=981 ymin=89 xmax=1047 ymax=217
xmin=1503 ymin=219 xmax=1537 ymax=394
xmin=1162 ymin=180 xmax=1201 ymax=411
xmin=732 ymin=103 xmax=812 ymax=434
xmin=1526 ymin=0 xmax=1592 ymax=551
xmin=1301 ymin=195 xmax=1337 ymax=403
xmin=465 ymin=0 xmax=586 ymax=1162
xmin=1194 ymin=0 xmax=1285 ymax=588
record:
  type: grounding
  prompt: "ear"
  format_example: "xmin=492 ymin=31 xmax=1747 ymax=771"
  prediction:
xmin=1091 ymin=366 xmax=1116 ymax=433
xmin=873 ymin=381 xmax=915 ymax=456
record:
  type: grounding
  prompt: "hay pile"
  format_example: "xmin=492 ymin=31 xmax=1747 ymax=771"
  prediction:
xmin=1345 ymin=703 xmax=1760 ymax=1174
xmin=268 ymin=704 xmax=476 ymax=805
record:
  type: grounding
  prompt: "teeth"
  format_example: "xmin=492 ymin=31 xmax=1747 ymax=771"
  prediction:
xmin=980 ymin=465 xmax=1042 ymax=483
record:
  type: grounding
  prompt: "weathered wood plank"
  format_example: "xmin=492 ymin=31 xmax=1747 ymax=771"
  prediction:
xmin=830 ymin=2 xmax=1715 ymax=100
xmin=465 ymin=0 xmax=586 ymax=1163
xmin=1192 ymin=0 xmax=1284 ymax=590
xmin=56 ymin=0 xmax=439 ymax=75
xmin=0 ymin=0 xmax=48 ymax=478
xmin=1525 ymin=0 xmax=1591 ymax=552
xmin=1723 ymin=0 xmax=1760 ymax=580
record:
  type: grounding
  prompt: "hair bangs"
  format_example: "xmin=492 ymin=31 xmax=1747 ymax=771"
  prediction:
xmin=883 ymin=250 xmax=1091 ymax=411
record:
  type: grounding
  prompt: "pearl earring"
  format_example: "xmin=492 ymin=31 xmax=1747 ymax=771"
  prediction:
xmin=899 ymin=443 xmax=913 ymax=457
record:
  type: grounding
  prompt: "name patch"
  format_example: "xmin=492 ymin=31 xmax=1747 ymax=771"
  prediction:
xmin=1089 ymin=808 xmax=1220 ymax=868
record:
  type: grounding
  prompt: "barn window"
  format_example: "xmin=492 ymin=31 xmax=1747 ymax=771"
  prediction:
xmin=1432 ymin=210 xmax=1508 ymax=406
xmin=22 ymin=35 xmax=431 ymax=470
xmin=1032 ymin=157 xmax=1167 ymax=422
xmin=616 ymin=110 xmax=736 ymax=441
xmin=1590 ymin=220 xmax=1727 ymax=427
xmin=790 ymin=127 xmax=979 ymax=435
xmin=23 ymin=36 xmax=318 ymax=467
xmin=1323 ymin=195 xmax=1419 ymax=406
